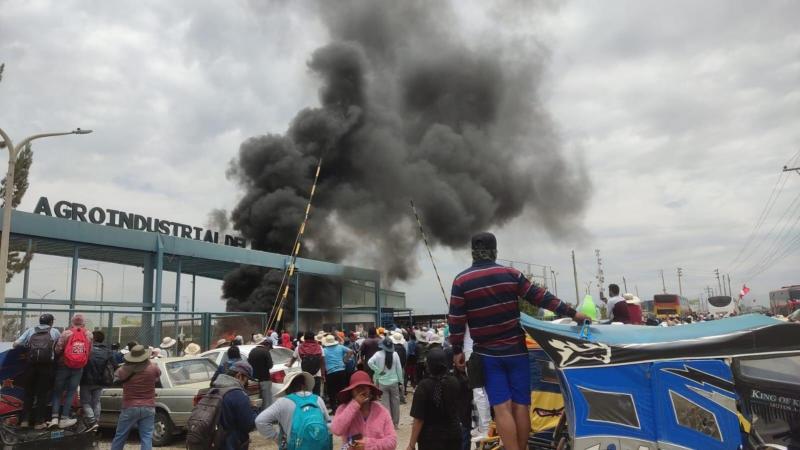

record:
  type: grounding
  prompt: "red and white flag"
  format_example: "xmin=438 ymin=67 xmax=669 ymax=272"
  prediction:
xmin=739 ymin=284 xmax=750 ymax=299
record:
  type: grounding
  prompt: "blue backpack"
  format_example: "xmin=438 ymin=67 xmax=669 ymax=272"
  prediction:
xmin=284 ymin=393 xmax=331 ymax=450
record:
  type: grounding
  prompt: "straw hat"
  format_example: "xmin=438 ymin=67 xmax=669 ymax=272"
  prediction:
xmin=322 ymin=334 xmax=338 ymax=347
xmin=337 ymin=370 xmax=382 ymax=405
xmin=216 ymin=338 xmax=228 ymax=348
xmin=160 ymin=337 xmax=177 ymax=349
xmin=314 ymin=331 xmax=325 ymax=342
xmin=390 ymin=332 xmax=405 ymax=345
xmin=184 ymin=342 xmax=201 ymax=356
xmin=124 ymin=345 xmax=151 ymax=363
xmin=276 ymin=371 xmax=316 ymax=398
xmin=150 ymin=347 xmax=162 ymax=358
xmin=623 ymin=293 xmax=642 ymax=304
xmin=252 ymin=333 xmax=265 ymax=343
xmin=427 ymin=332 xmax=444 ymax=345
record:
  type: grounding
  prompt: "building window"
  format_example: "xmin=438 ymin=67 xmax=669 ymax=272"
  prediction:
xmin=670 ymin=391 xmax=722 ymax=440
xmin=579 ymin=387 xmax=640 ymax=428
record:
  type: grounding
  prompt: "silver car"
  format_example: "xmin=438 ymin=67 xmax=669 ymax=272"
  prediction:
xmin=99 ymin=356 xmax=261 ymax=446
xmin=200 ymin=344 xmax=300 ymax=398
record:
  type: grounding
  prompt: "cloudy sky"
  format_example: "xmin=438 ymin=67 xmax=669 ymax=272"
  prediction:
xmin=1 ymin=0 xmax=798 ymax=317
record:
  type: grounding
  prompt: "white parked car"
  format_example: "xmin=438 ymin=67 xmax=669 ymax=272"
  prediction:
xmin=199 ymin=344 xmax=300 ymax=397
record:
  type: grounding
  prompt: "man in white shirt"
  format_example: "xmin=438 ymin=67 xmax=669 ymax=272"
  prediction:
xmin=605 ymin=284 xmax=624 ymax=321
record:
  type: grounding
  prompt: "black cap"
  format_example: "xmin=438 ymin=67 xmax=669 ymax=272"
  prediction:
xmin=39 ymin=313 xmax=54 ymax=326
xmin=471 ymin=232 xmax=497 ymax=250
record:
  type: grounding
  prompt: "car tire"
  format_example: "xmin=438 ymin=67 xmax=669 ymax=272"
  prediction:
xmin=152 ymin=409 xmax=175 ymax=447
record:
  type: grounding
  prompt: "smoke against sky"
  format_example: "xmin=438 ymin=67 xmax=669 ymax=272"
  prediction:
xmin=225 ymin=0 xmax=589 ymax=305
xmin=3 ymin=1 xmax=796 ymax=315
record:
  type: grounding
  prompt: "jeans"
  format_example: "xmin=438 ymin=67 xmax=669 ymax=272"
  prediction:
xmin=472 ymin=387 xmax=491 ymax=435
xmin=22 ymin=363 xmax=53 ymax=425
xmin=51 ymin=366 xmax=83 ymax=419
xmin=111 ymin=406 xmax=155 ymax=450
xmin=378 ymin=383 xmax=400 ymax=427
xmin=80 ymin=385 xmax=103 ymax=420
xmin=259 ymin=380 xmax=273 ymax=411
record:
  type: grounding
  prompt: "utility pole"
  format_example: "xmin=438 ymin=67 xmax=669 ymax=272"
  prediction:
xmin=727 ymin=273 xmax=733 ymax=300
xmin=572 ymin=250 xmax=579 ymax=306
xmin=714 ymin=269 xmax=722 ymax=296
xmin=550 ymin=269 xmax=558 ymax=296
xmin=635 ymin=285 xmax=640 ymax=298
xmin=783 ymin=165 xmax=800 ymax=175
xmin=677 ymin=267 xmax=683 ymax=297
xmin=660 ymin=269 xmax=667 ymax=294
xmin=706 ymin=286 xmax=714 ymax=298
xmin=595 ymin=249 xmax=605 ymax=302
xmin=622 ymin=276 xmax=628 ymax=293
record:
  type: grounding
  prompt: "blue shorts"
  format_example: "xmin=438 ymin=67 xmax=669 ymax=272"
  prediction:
xmin=481 ymin=354 xmax=531 ymax=406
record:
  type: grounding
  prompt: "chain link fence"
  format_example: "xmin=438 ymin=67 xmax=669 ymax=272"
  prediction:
xmin=0 ymin=307 xmax=266 ymax=354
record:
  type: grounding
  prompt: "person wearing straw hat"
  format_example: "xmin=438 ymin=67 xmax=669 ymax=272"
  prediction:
xmin=255 ymin=371 xmax=331 ymax=448
xmin=183 ymin=342 xmax=202 ymax=356
xmin=367 ymin=337 xmax=404 ymax=428
xmin=331 ymin=371 xmax=396 ymax=450
xmin=159 ymin=336 xmax=177 ymax=357
xmin=390 ymin=332 xmax=408 ymax=404
xmin=322 ymin=333 xmax=354 ymax=411
xmin=110 ymin=345 xmax=161 ymax=450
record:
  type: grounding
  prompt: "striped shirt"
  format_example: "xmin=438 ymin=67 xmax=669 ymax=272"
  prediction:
xmin=448 ymin=260 xmax=576 ymax=357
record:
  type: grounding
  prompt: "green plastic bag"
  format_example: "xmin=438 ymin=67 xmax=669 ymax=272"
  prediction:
xmin=579 ymin=294 xmax=598 ymax=321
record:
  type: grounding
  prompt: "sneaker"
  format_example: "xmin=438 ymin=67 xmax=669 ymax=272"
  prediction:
xmin=34 ymin=423 xmax=48 ymax=430
xmin=48 ymin=418 xmax=59 ymax=428
xmin=58 ymin=418 xmax=77 ymax=429
xmin=85 ymin=420 xmax=99 ymax=432
xmin=19 ymin=420 xmax=29 ymax=428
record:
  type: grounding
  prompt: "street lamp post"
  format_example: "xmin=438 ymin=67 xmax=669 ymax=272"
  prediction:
xmin=0 ymin=128 xmax=91 ymax=340
xmin=82 ymin=267 xmax=104 ymax=326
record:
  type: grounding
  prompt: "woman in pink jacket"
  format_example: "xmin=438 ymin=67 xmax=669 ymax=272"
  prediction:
xmin=331 ymin=370 xmax=397 ymax=450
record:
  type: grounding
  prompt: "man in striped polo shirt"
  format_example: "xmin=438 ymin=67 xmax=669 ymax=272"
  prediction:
xmin=448 ymin=232 xmax=590 ymax=450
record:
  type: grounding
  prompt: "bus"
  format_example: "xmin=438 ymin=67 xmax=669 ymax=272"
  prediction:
xmin=707 ymin=295 xmax=736 ymax=317
xmin=653 ymin=294 xmax=692 ymax=318
xmin=769 ymin=285 xmax=800 ymax=316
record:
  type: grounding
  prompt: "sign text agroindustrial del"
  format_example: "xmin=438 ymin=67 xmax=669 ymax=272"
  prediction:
xmin=33 ymin=196 xmax=247 ymax=247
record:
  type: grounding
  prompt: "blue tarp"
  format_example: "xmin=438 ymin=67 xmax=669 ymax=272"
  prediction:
xmin=521 ymin=313 xmax=783 ymax=345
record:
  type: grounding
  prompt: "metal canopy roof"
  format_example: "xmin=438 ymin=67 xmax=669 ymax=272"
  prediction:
xmin=2 ymin=209 xmax=380 ymax=282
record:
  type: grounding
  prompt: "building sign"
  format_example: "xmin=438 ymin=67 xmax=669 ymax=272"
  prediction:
xmin=33 ymin=196 xmax=247 ymax=248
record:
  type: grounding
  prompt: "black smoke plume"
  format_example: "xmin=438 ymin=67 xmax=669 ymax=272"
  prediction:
xmin=222 ymin=1 xmax=590 ymax=314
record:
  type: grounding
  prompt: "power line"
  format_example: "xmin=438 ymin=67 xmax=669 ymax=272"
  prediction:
xmin=730 ymin=149 xmax=800 ymax=269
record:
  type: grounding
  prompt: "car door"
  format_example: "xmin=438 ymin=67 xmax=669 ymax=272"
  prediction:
xmin=652 ymin=360 xmax=741 ymax=450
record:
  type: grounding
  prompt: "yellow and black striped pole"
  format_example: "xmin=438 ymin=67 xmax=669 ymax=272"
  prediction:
xmin=410 ymin=199 xmax=449 ymax=307
xmin=266 ymin=157 xmax=323 ymax=332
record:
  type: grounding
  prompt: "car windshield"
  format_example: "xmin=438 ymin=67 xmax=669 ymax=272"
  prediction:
xmin=166 ymin=359 xmax=218 ymax=385
xmin=271 ymin=347 xmax=293 ymax=365
xmin=738 ymin=356 xmax=800 ymax=384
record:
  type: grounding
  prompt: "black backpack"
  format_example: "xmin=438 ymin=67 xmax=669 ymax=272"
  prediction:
xmin=300 ymin=354 xmax=322 ymax=375
xmin=84 ymin=346 xmax=115 ymax=386
xmin=27 ymin=328 xmax=54 ymax=365
xmin=186 ymin=386 xmax=241 ymax=450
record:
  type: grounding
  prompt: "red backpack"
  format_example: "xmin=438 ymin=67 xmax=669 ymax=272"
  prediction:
xmin=63 ymin=327 xmax=90 ymax=369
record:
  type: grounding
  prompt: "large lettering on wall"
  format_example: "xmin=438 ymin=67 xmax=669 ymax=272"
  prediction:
xmin=33 ymin=196 xmax=247 ymax=248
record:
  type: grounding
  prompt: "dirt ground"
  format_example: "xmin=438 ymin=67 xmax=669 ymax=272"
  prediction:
xmin=98 ymin=397 xmax=414 ymax=449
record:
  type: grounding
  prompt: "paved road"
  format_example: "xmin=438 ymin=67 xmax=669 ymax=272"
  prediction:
xmin=98 ymin=398 xmax=415 ymax=449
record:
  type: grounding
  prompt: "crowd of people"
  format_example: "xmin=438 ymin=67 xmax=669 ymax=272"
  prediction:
xmin=13 ymin=230 xmax=795 ymax=449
